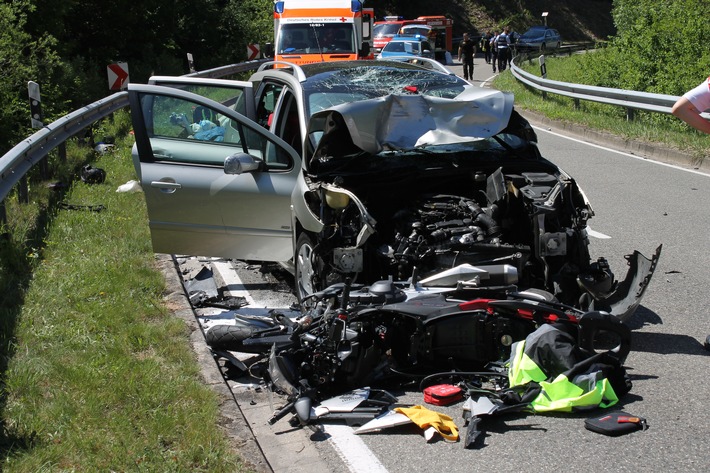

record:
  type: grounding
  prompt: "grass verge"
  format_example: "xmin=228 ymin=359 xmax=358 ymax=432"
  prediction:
xmin=0 ymin=111 xmax=245 ymax=471
xmin=496 ymin=54 xmax=710 ymax=164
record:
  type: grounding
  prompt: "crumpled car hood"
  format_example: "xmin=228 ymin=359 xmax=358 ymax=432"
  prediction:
xmin=308 ymin=87 xmax=514 ymax=162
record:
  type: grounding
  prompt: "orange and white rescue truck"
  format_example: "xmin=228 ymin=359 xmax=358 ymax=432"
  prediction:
xmin=273 ymin=0 xmax=374 ymax=65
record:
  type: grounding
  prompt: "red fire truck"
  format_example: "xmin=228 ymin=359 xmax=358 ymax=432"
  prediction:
xmin=373 ymin=15 xmax=453 ymax=62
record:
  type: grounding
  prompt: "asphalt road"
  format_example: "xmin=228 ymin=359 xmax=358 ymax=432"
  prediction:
xmin=173 ymin=57 xmax=710 ymax=472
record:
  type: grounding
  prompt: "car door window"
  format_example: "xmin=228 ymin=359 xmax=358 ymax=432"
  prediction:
xmin=140 ymin=93 xmax=292 ymax=168
xmin=271 ymin=90 xmax=303 ymax=157
xmin=256 ymin=83 xmax=284 ymax=129
xmin=147 ymin=77 xmax=256 ymax=120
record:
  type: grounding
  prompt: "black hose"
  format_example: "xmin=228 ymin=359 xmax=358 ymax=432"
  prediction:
xmin=418 ymin=371 xmax=508 ymax=392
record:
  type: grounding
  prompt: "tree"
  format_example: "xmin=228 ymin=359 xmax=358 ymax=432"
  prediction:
xmin=578 ymin=0 xmax=710 ymax=95
xmin=0 ymin=1 xmax=64 ymax=155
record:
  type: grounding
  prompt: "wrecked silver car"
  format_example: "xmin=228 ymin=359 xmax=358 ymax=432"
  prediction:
xmin=128 ymin=60 xmax=660 ymax=321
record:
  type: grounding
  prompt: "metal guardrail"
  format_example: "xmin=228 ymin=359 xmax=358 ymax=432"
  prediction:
xmin=510 ymin=58 xmax=681 ymax=114
xmin=1 ymin=53 xmax=704 ymax=217
xmin=0 ymin=92 xmax=129 ymax=203
xmin=0 ymin=59 xmax=268 ymax=206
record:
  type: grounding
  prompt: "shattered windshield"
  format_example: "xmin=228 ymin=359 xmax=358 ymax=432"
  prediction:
xmin=302 ymin=63 xmax=468 ymax=115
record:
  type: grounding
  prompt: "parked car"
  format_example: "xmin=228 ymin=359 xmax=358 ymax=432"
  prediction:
xmin=128 ymin=59 xmax=660 ymax=320
xmin=398 ymin=24 xmax=433 ymax=38
xmin=376 ymin=35 xmax=434 ymax=60
xmin=515 ymin=26 xmax=561 ymax=51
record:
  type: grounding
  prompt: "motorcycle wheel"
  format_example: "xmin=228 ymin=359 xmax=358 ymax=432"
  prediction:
xmin=205 ymin=324 xmax=265 ymax=352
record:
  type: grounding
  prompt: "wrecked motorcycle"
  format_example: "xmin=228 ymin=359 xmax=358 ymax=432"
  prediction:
xmin=206 ymin=278 xmax=632 ymax=427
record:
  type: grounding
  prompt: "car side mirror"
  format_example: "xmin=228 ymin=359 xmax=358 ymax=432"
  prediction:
xmin=359 ymin=42 xmax=371 ymax=58
xmin=224 ymin=153 xmax=262 ymax=174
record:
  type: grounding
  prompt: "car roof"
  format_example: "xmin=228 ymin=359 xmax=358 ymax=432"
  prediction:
xmin=523 ymin=26 xmax=558 ymax=33
xmin=387 ymin=36 xmax=429 ymax=43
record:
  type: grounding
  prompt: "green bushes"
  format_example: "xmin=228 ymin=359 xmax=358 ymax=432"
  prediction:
xmin=576 ymin=0 xmax=710 ymax=94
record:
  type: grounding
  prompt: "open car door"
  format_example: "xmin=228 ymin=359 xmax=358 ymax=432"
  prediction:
xmin=128 ymin=83 xmax=300 ymax=262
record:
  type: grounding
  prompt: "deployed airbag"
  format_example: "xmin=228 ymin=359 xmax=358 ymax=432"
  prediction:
xmin=310 ymin=88 xmax=514 ymax=156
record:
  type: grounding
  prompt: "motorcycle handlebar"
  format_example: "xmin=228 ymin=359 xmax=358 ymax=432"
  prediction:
xmin=302 ymin=280 xmax=363 ymax=304
xmin=268 ymin=400 xmax=296 ymax=425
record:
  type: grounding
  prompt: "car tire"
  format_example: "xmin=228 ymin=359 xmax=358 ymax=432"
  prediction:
xmin=295 ymin=232 xmax=320 ymax=302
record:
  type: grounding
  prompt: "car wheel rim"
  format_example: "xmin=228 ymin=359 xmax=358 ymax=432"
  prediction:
xmin=296 ymin=240 xmax=315 ymax=299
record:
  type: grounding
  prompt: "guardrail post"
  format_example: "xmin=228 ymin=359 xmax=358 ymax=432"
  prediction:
xmin=18 ymin=176 xmax=29 ymax=204
xmin=573 ymin=98 xmax=580 ymax=110
xmin=539 ymin=55 xmax=547 ymax=100
xmin=626 ymin=107 xmax=635 ymax=121
xmin=0 ymin=201 xmax=6 ymax=229
xmin=58 ymin=142 xmax=67 ymax=163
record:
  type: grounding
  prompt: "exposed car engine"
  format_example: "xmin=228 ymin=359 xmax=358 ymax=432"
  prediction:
xmin=309 ymin=162 xmax=609 ymax=308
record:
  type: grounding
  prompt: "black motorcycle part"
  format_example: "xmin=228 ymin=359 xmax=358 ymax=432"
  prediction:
xmin=347 ymin=280 xmax=407 ymax=305
xmin=205 ymin=324 xmax=292 ymax=353
xmin=577 ymin=311 xmax=631 ymax=362
xmin=268 ymin=400 xmax=296 ymax=425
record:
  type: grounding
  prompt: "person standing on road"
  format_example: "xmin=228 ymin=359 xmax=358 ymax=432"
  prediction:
xmin=480 ymin=32 xmax=491 ymax=64
xmin=672 ymin=76 xmax=710 ymax=353
xmin=490 ymin=30 xmax=499 ymax=73
xmin=671 ymin=76 xmax=710 ymax=134
xmin=507 ymin=29 xmax=518 ymax=67
xmin=458 ymin=33 xmax=476 ymax=81
xmin=495 ymin=27 xmax=511 ymax=72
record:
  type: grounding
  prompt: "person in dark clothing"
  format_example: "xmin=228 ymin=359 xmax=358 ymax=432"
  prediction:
xmin=489 ymin=30 xmax=499 ymax=73
xmin=458 ymin=33 xmax=476 ymax=81
xmin=480 ymin=32 xmax=491 ymax=64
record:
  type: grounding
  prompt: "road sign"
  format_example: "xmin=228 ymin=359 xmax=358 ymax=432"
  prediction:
xmin=107 ymin=62 xmax=129 ymax=90
xmin=247 ymin=44 xmax=260 ymax=60
xmin=539 ymin=55 xmax=547 ymax=78
xmin=28 ymin=81 xmax=43 ymax=129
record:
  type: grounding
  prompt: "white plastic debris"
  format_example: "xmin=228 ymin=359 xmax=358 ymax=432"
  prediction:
xmin=94 ymin=143 xmax=115 ymax=154
xmin=116 ymin=180 xmax=142 ymax=193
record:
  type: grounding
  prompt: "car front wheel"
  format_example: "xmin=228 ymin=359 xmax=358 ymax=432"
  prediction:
xmin=295 ymin=232 xmax=320 ymax=302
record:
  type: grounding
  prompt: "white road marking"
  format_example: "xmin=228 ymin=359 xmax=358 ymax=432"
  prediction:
xmin=212 ymin=259 xmax=259 ymax=306
xmin=534 ymin=125 xmax=710 ymax=177
xmin=587 ymin=227 xmax=611 ymax=239
xmin=323 ymin=424 xmax=390 ymax=473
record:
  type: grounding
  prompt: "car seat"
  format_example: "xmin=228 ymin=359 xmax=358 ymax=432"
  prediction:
xmin=193 ymin=105 xmax=218 ymax=125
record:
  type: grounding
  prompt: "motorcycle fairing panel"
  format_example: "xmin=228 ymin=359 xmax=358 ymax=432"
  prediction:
xmin=299 ymin=94 xmax=661 ymax=321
